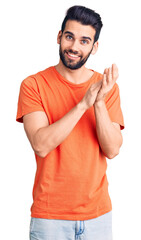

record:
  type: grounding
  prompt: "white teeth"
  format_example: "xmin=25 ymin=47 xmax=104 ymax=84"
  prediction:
xmin=68 ymin=53 xmax=79 ymax=58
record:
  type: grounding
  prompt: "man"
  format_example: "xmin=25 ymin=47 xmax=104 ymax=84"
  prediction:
xmin=16 ymin=5 xmax=124 ymax=240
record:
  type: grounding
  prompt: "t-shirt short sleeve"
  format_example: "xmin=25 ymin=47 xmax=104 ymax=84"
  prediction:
xmin=16 ymin=76 xmax=44 ymax=123
xmin=105 ymin=83 xmax=124 ymax=130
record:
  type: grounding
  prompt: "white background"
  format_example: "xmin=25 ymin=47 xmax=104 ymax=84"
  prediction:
xmin=1 ymin=0 xmax=141 ymax=239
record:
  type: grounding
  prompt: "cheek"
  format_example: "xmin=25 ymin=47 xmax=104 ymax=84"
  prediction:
xmin=60 ymin=42 xmax=70 ymax=52
xmin=82 ymin=48 xmax=91 ymax=56
xmin=60 ymin=38 xmax=70 ymax=47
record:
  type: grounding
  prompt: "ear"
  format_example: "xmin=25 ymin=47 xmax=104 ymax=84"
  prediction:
xmin=91 ymin=41 xmax=99 ymax=55
xmin=57 ymin=30 xmax=62 ymax=44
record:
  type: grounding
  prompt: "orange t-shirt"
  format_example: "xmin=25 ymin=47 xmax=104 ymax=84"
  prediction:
xmin=16 ymin=66 xmax=124 ymax=220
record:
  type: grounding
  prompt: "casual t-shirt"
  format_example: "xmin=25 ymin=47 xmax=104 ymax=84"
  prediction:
xmin=16 ymin=66 xmax=124 ymax=220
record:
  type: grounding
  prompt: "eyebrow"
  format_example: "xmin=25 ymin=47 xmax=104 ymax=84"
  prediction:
xmin=64 ymin=31 xmax=92 ymax=41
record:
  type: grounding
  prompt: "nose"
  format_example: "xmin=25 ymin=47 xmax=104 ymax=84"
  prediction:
xmin=70 ymin=39 xmax=80 ymax=53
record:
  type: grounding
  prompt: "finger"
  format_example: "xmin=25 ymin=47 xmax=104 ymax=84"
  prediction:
xmin=103 ymin=73 xmax=107 ymax=86
xmin=104 ymin=68 xmax=108 ymax=83
xmin=112 ymin=63 xmax=118 ymax=70
xmin=112 ymin=64 xmax=119 ymax=80
xmin=91 ymin=80 xmax=102 ymax=90
xmin=104 ymin=68 xmax=108 ymax=75
xmin=108 ymin=67 xmax=112 ymax=83
xmin=104 ymin=68 xmax=107 ymax=74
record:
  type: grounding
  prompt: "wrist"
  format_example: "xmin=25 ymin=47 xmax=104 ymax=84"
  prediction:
xmin=94 ymin=99 xmax=105 ymax=108
xmin=78 ymin=99 xmax=88 ymax=112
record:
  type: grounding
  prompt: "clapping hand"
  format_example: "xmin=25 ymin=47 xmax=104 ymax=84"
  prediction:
xmin=95 ymin=64 xmax=119 ymax=103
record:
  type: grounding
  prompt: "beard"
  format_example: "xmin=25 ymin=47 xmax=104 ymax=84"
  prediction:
xmin=59 ymin=44 xmax=93 ymax=70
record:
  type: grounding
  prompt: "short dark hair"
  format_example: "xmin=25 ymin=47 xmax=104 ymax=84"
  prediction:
xmin=61 ymin=5 xmax=103 ymax=43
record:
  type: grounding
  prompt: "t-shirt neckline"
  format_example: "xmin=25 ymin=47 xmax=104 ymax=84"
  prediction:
xmin=52 ymin=66 xmax=97 ymax=87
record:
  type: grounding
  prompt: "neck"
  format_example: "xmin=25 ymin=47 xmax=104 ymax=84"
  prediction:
xmin=55 ymin=60 xmax=92 ymax=84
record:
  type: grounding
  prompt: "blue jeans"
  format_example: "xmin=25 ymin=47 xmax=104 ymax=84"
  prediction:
xmin=30 ymin=211 xmax=112 ymax=240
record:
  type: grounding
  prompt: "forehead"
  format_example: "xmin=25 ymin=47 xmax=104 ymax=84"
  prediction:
xmin=63 ymin=20 xmax=96 ymax=38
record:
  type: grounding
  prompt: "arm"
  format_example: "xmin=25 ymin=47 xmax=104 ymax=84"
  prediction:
xmin=23 ymin=104 xmax=85 ymax=158
xmin=23 ymin=80 xmax=102 ymax=158
xmin=94 ymin=100 xmax=123 ymax=159
xmin=94 ymin=64 xmax=123 ymax=159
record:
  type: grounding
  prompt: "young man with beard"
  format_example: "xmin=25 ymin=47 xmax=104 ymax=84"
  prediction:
xmin=16 ymin=5 xmax=124 ymax=240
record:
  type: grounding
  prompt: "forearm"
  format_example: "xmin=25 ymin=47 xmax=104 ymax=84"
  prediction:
xmin=33 ymin=81 xmax=102 ymax=158
xmin=94 ymin=100 xmax=123 ymax=159
xmin=33 ymin=101 xmax=86 ymax=157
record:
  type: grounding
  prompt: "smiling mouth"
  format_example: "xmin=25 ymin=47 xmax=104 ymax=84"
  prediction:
xmin=66 ymin=52 xmax=80 ymax=60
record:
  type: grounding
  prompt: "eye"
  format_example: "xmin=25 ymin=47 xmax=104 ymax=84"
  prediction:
xmin=81 ymin=40 xmax=89 ymax=45
xmin=66 ymin=35 xmax=73 ymax=40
